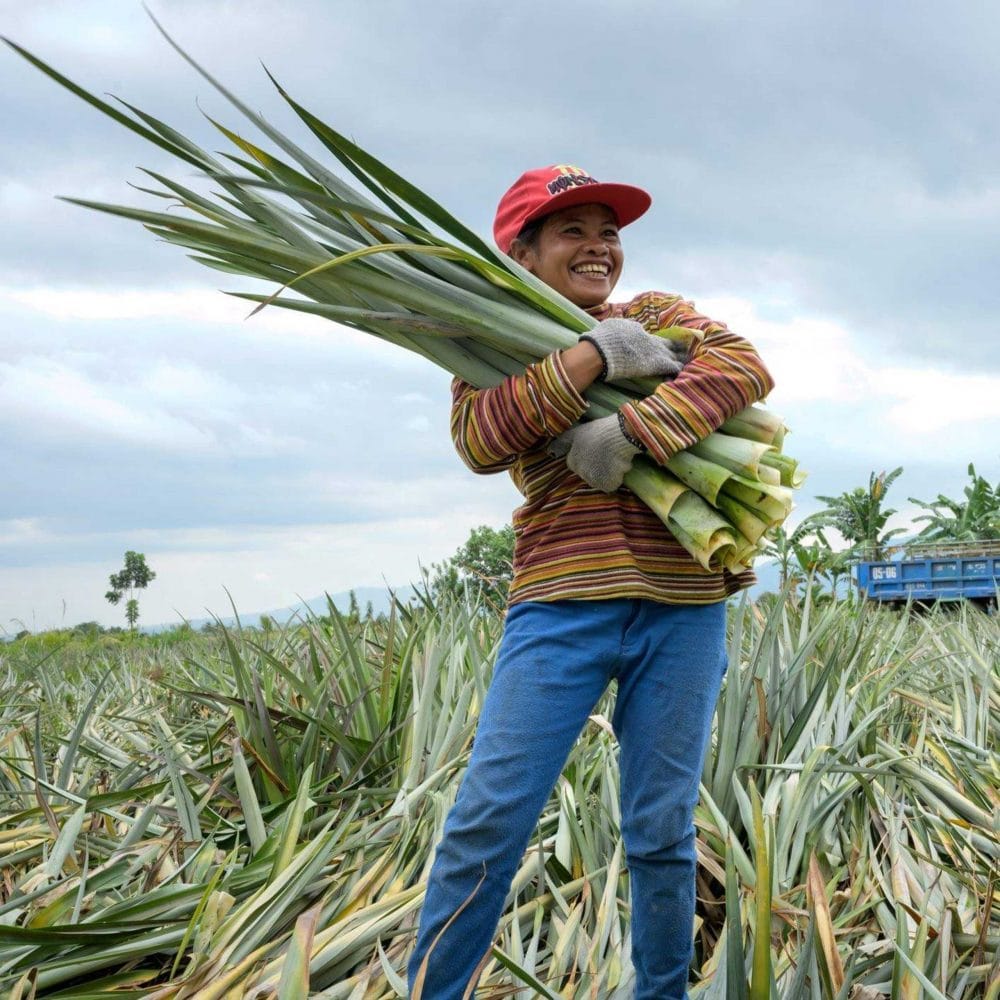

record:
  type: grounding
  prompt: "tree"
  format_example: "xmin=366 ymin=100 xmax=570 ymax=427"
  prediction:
xmin=336 ymin=590 xmax=376 ymax=625
xmin=761 ymin=524 xmax=801 ymax=591
xmin=814 ymin=467 xmax=906 ymax=558
xmin=761 ymin=514 xmax=829 ymax=591
xmin=819 ymin=546 xmax=855 ymax=599
xmin=909 ymin=464 xmax=1000 ymax=542
xmin=105 ymin=551 xmax=156 ymax=634
xmin=72 ymin=621 xmax=104 ymax=638
xmin=430 ymin=525 xmax=516 ymax=608
xmin=761 ymin=515 xmax=849 ymax=601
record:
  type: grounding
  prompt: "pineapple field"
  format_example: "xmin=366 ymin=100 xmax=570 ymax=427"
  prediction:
xmin=1 ymin=589 xmax=997 ymax=998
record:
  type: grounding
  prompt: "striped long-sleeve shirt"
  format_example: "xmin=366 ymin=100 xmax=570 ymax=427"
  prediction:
xmin=450 ymin=290 xmax=776 ymax=606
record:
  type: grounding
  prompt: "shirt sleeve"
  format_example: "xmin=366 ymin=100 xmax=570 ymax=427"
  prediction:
xmin=450 ymin=350 xmax=589 ymax=474
xmin=619 ymin=297 xmax=775 ymax=466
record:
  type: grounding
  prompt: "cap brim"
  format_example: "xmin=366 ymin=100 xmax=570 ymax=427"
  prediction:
xmin=523 ymin=181 xmax=652 ymax=231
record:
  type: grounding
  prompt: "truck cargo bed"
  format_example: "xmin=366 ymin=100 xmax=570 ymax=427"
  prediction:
xmin=855 ymin=541 xmax=1000 ymax=606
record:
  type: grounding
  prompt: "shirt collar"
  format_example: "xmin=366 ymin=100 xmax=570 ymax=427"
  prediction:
xmin=585 ymin=301 xmax=612 ymax=321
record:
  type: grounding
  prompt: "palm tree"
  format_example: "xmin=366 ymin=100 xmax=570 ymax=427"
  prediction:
xmin=761 ymin=514 xmax=832 ymax=593
xmin=909 ymin=463 xmax=1000 ymax=542
xmin=821 ymin=546 xmax=856 ymax=599
xmin=814 ymin=467 xmax=905 ymax=559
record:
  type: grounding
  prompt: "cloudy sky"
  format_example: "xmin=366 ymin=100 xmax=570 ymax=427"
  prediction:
xmin=2 ymin=0 xmax=997 ymax=631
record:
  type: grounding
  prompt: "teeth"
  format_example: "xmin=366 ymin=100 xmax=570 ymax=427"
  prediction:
xmin=572 ymin=264 xmax=609 ymax=275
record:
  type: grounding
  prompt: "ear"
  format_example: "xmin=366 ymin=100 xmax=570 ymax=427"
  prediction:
xmin=509 ymin=239 xmax=537 ymax=274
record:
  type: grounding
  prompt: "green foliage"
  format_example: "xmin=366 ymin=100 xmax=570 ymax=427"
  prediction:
xmin=430 ymin=523 xmax=515 ymax=608
xmin=71 ymin=621 xmax=107 ymax=639
xmin=814 ymin=466 xmax=905 ymax=557
xmin=0 ymin=591 xmax=995 ymax=997
xmin=760 ymin=514 xmax=852 ymax=600
xmin=761 ymin=519 xmax=816 ymax=589
xmin=910 ymin=462 xmax=1000 ymax=542
xmin=104 ymin=550 xmax=156 ymax=633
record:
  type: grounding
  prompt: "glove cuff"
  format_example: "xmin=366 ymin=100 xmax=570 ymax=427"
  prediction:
xmin=617 ymin=411 xmax=644 ymax=451
xmin=579 ymin=334 xmax=609 ymax=381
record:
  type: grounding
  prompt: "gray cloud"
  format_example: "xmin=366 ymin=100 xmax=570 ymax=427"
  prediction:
xmin=2 ymin=0 xmax=998 ymax=625
xmin=1 ymin=310 xmax=462 ymax=538
xmin=3 ymin=0 xmax=997 ymax=366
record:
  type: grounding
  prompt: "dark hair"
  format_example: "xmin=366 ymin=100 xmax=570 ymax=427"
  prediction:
xmin=510 ymin=215 xmax=547 ymax=254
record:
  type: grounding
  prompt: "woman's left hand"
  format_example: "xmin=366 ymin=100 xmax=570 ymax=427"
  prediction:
xmin=549 ymin=414 xmax=641 ymax=491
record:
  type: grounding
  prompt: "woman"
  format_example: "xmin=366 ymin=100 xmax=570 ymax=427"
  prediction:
xmin=408 ymin=165 xmax=774 ymax=999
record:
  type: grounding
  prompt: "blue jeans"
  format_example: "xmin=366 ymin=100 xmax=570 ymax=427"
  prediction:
xmin=407 ymin=598 xmax=728 ymax=1000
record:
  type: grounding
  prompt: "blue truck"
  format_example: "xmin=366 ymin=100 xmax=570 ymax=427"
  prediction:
xmin=855 ymin=540 xmax=1000 ymax=610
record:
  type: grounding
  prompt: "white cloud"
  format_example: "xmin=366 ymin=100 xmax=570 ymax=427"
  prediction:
xmin=1 ymin=283 xmax=429 ymax=368
xmin=878 ymin=368 xmax=1000 ymax=434
xmin=0 ymin=179 xmax=47 ymax=215
xmin=695 ymin=295 xmax=872 ymax=404
xmin=894 ymin=183 xmax=1000 ymax=223
xmin=0 ymin=352 xmax=309 ymax=455
xmin=0 ymin=356 xmax=214 ymax=450
xmin=265 ymin=469 xmax=521 ymax=523
xmin=0 ymin=518 xmax=48 ymax=546
xmin=140 ymin=360 xmax=245 ymax=410
xmin=7 ymin=287 xmax=247 ymax=324
xmin=694 ymin=295 xmax=1000 ymax=440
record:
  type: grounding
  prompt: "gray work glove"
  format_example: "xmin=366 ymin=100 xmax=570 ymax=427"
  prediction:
xmin=549 ymin=414 xmax=641 ymax=492
xmin=581 ymin=318 xmax=688 ymax=382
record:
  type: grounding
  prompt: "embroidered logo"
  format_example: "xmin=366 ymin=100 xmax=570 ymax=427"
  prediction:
xmin=546 ymin=165 xmax=600 ymax=197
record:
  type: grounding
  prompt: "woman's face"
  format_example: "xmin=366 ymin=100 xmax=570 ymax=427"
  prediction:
xmin=511 ymin=203 xmax=623 ymax=308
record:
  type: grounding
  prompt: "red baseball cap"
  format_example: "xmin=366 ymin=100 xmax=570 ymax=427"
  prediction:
xmin=493 ymin=165 xmax=652 ymax=254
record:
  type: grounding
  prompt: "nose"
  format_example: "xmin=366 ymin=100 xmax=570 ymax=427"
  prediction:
xmin=583 ymin=233 xmax=609 ymax=254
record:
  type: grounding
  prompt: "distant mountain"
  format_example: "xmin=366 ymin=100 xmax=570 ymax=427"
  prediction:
xmin=147 ymin=562 xmax=784 ymax=634
xmin=146 ymin=585 xmax=417 ymax=633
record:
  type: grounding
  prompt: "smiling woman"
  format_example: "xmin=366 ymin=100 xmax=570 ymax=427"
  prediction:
xmin=407 ymin=164 xmax=776 ymax=1000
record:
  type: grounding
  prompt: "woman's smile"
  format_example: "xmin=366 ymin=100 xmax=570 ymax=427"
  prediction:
xmin=512 ymin=203 xmax=624 ymax=308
